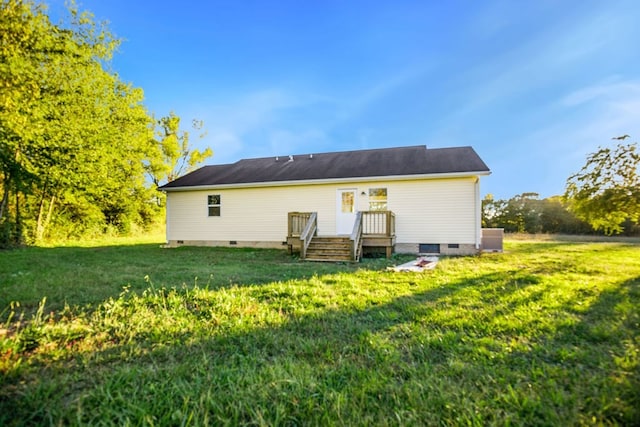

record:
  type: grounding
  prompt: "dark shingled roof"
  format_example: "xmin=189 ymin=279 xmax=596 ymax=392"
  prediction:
xmin=160 ymin=145 xmax=490 ymax=190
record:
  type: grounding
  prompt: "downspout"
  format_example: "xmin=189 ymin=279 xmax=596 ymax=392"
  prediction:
xmin=165 ymin=192 xmax=170 ymax=244
xmin=475 ymin=178 xmax=481 ymax=250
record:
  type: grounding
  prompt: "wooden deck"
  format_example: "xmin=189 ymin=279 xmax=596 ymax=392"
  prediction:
xmin=287 ymin=211 xmax=395 ymax=262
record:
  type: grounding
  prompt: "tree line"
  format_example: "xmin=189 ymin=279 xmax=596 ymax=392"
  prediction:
xmin=485 ymin=140 xmax=640 ymax=236
xmin=482 ymin=193 xmax=593 ymax=234
xmin=2 ymin=1 xmax=638 ymax=246
xmin=0 ymin=0 xmax=211 ymax=246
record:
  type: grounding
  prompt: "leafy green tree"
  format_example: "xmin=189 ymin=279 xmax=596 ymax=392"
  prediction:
xmin=539 ymin=196 xmax=592 ymax=234
xmin=146 ymin=112 xmax=213 ymax=188
xmin=482 ymin=193 xmax=594 ymax=235
xmin=509 ymin=192 xmax=543 ymax=233
xmin=0 ymin=0 xmax=162 ymax=244
xmin=483 ymin=193 xmax=541 ymax=233
xmin=565 ymin=139 xmax=640 ymax=235
xmin=481 ymin=193 xmax=503 ymax=228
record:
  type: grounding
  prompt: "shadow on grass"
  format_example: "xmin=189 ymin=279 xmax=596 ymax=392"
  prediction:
xmin=0 ymin=244 xmax=414 ymax=312
xmin=4 ymin=238 xmax=634 ymax=312
xmin=1 ymin=270 xmax=549 ymax=425
xmin=2 ymin=243 xmax=639 ymax=424
xmin=500 ymin=275 xmax=640 ymax=425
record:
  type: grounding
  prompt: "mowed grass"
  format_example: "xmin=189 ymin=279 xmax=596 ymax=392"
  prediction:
xmin=1 ymin=239 xmax=639 ymax=426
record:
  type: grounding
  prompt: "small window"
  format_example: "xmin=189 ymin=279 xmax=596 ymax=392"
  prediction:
xmin=369 ymin=188 xmax=387 ymax=211
xmin=208 ymin=195 xmax=221 ymax=216
xmin=448 ymin=244 xmax=459 ymax=249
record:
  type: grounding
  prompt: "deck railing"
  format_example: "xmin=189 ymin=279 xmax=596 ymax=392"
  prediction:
xmin=362 ymin=211 xmax=395 ymax=236
xmin=350 ymin=211 xmax=363 ymax=261
xmin=288 ymin=212 xmax=313 ymax=237
xmin=288 ymin=210 xmax=394 ymax=261
xmin=288 ymin=212 xmax=318 ymax=259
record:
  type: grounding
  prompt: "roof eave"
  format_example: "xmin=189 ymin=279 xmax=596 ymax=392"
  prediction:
xmin=160 ymin=170 xmax=491 ymax=192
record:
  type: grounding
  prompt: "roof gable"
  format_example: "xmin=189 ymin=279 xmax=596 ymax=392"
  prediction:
xmin=160 ymin=145 xmax=490 ymax=190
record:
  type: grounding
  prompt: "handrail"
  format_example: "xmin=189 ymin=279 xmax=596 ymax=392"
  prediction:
xmin=349 ymin=211 xmax=363 ymax=261
xmin=299 ymin=212 xmax=317 ymax=259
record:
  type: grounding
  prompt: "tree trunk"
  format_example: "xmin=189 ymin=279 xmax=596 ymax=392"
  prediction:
xmin=35 ymin=189 xmax=47 ymax=242
xmin=0 ymin=180 xmax=10 ymax=246
xmin=0 ymin=181 xmax=8 ymax=223
xmin=42 ymin=195 xmax=56 ymax=241
xmin=14 ymin=191 xmax=23 ymax=245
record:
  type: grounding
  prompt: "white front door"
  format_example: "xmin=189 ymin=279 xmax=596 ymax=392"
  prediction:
xmin=336 ymin=189 xmax=357 ymax=235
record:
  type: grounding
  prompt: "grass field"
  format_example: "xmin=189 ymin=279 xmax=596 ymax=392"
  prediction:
xmin=1 ymin=238 xmax=639 ymax=425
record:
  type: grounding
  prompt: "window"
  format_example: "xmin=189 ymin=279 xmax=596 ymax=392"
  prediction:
xmin=208 ymin=195 xmax=221 ymax=216
xmin=341 ymin=191 xmax=355 ymax=213
xmin=368 ymin=188 xmax=387 ymax=211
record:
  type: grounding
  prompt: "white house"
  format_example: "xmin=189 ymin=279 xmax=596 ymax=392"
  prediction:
xmin=159 ymin=145 xmax=490 ymax=260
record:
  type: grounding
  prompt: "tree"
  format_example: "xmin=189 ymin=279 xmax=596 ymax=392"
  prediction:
xmin=481 ymin=193 xmax=499 ymax=228
xmin=482 ymin=193 xmax=593 ymax=234
xmin=146 ymin=112 xmax=213 ymax=189
xmin=0 ymin=0 xmax=162 ymax=244
xmin=565 ymin=139 xmax=640 ymax=235
xmin=483 ymin=193 xmax=541 ymax=233
xmin=539 ymin=196 xmax=592 ymax=234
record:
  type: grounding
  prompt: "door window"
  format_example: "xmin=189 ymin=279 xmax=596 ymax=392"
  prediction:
xmin=341 ymin=191 xmax=354 ymax=213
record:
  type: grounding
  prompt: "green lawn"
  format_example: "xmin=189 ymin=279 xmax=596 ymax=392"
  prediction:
xmin=1 ymin=239 xmax=639 ymax=426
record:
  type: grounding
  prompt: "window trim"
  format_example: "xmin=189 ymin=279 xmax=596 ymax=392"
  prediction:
xmin=207 ymin=194 xmax=221 ymax=217
xmin=368 ymin=187 xmax=388 ymax=211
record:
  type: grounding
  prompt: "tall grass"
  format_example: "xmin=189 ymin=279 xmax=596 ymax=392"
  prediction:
xmin=1 ymin=240 xmax=639 ymax=425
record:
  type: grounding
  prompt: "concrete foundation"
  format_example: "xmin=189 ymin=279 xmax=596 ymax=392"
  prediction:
xmin=394 ymin=243 xmax=478 ymax=256
xmin=165 ymin=240 xmax=287 ymax=249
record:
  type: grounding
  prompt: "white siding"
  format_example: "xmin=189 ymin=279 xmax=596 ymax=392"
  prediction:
xmin=167 ymin=184 xmax=336 ymax=242
xmin=166 ymin=176 xmax=479 ymax=245
xmin=385 ymin=178 xmax=477 ymax=244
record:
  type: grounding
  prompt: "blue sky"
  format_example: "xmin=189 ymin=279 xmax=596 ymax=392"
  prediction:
xmin=48 ymin=0 xmax=640 ymax=199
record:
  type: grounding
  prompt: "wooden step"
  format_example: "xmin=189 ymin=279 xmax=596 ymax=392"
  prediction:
xmin=305 ymin=247 xmax=351 ymax=256
xmin=309 ymin=237 xmax=350 ymax=244
xmin=303 ymin=236 xmax=355 ymax=262
xmin=307 ymin=243 xmax=350 ymax=251
xmin=306 ymin=251 xmax=350 ymax=256
xmin=305 ymin=254 xmax=352 ymax=262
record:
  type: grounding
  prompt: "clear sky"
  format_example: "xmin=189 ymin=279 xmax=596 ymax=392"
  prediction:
xmin=47 ymin=0 xmax=640 ymax=199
